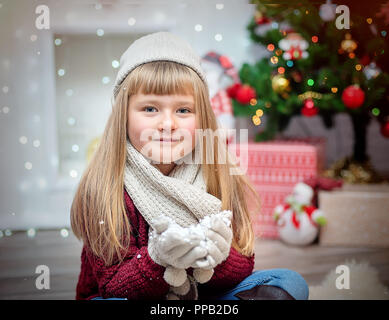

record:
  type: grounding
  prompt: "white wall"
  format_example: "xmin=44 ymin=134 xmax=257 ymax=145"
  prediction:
xmin=54 ymin=34 xmax=142 ymax=177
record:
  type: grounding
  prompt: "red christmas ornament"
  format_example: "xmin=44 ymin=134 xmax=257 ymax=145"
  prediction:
xmin=381 ymin=121 xmax=389 ymax=138
xmin=226 ymin=83 xmax=241 ymax=99
xmin=301 ymin=98 xmax=319 ymax=117
xmin=341 ymin=85 xmax=365 ymax=109
xmin=235 ymin=85 xmax=256 ymax=105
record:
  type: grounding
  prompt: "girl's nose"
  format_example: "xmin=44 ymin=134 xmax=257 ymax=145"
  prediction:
xmin=158 ymin=112 xmax=177 ymax=132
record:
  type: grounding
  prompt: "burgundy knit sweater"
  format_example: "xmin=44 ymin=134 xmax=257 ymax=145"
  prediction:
xmin=75 ymin=189 xmax=255 ymax=300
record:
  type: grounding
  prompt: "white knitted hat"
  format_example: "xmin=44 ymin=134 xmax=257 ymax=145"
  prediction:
xmin=113 ymin=31 xmax=208 ymax=98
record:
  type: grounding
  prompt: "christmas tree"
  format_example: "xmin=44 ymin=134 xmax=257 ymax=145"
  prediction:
xmin=229 ymin=0 xmax=389 ymax=183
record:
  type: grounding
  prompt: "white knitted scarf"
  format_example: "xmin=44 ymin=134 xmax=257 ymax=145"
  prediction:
xmin=123 ymin=138 xmax=223 ymax=299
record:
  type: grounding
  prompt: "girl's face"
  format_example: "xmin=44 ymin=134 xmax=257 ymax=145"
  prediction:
xmin=127 ymin=93 xmax=197 ymax=173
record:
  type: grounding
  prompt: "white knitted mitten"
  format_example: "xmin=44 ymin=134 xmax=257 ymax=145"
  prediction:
xmin=191 ymin=210 xmax=233 ymax=283
xmin=148 ymin=217 xmax=208 ymax=287
xmin=148 ymin=212 xmax=232 ymax=288
xmin=148 ymin=217 xmax=204 ymax=265
xmin=204 ymin=211 xmax=233 ymax=265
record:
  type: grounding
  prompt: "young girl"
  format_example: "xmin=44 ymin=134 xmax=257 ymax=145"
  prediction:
xmin=71 ymin=32 xmax=309 ymax=300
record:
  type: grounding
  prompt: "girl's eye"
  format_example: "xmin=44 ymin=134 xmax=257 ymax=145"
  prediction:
xmin=177 ymin=108 xmax=191 ymax=114
xmin=142 ymin=106 xmax=192 ymax=113
xmin=144 ymin=106 xmax=157 ymax=112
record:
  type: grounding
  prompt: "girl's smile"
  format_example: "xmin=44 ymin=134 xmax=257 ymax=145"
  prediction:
xmin=154 ymin=137 xmax=181 ymax=142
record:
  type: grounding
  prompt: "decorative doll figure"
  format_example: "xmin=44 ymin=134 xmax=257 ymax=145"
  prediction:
xmin=201 ymin=51 xmax=238 ymax=144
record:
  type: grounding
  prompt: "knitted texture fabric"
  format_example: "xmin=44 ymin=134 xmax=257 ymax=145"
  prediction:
xmin=75 ymin=189 xmax=255 ymax=300
xmin=113 ymin=31 xmax=208 ymax=99
xmin=124 ymin=138 xmax=222 ymax=227
xmin=123 ymin=138 xmax=233 ymax=299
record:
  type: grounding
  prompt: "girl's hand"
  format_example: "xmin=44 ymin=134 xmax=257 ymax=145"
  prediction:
xmin=208 ymin=214 xmax=233 ymax=247
xmin=203 ymin=214 xmax=233 ymax=267
xmin=148 ymin=218 xmax=208 ymax=269
xmin=188 ymin=212 xmax=233 ymax=269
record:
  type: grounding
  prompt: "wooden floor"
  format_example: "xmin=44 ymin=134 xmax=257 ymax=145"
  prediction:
xmin=0 ymin=230 xmax=388 ymax=300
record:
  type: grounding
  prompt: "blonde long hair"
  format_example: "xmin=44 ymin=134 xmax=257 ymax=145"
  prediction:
xmin=71 ymin=61 xmax=260 ymax=266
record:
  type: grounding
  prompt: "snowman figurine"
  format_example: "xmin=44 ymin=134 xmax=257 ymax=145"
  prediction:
xmin=273 ymin=182 xmax=326 ymax=246
xmin=201 ymin=51 xmax=238 ymax=144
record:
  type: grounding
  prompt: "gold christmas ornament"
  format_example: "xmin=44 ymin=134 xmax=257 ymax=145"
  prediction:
xmin=298 ymin=91 xmax=323 ymax=100
xmin=272 ymin=75 xmax=290 ymax=94
xmin=341 ymin=33 xmax=357 ymax=53
xmin=323 ymin=157 xmax=384 ymax=184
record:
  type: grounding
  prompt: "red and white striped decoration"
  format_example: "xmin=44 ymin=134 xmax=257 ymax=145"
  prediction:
xmin=229 ymin=138 xmax=326 ymax=238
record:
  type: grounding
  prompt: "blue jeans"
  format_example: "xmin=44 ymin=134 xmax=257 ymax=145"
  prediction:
xmin=91 ymin=268 xmax=309 ymax=300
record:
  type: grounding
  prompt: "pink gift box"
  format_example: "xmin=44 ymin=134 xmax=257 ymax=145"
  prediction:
xmin=229 ymin=138 xmax=326 ymax=238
